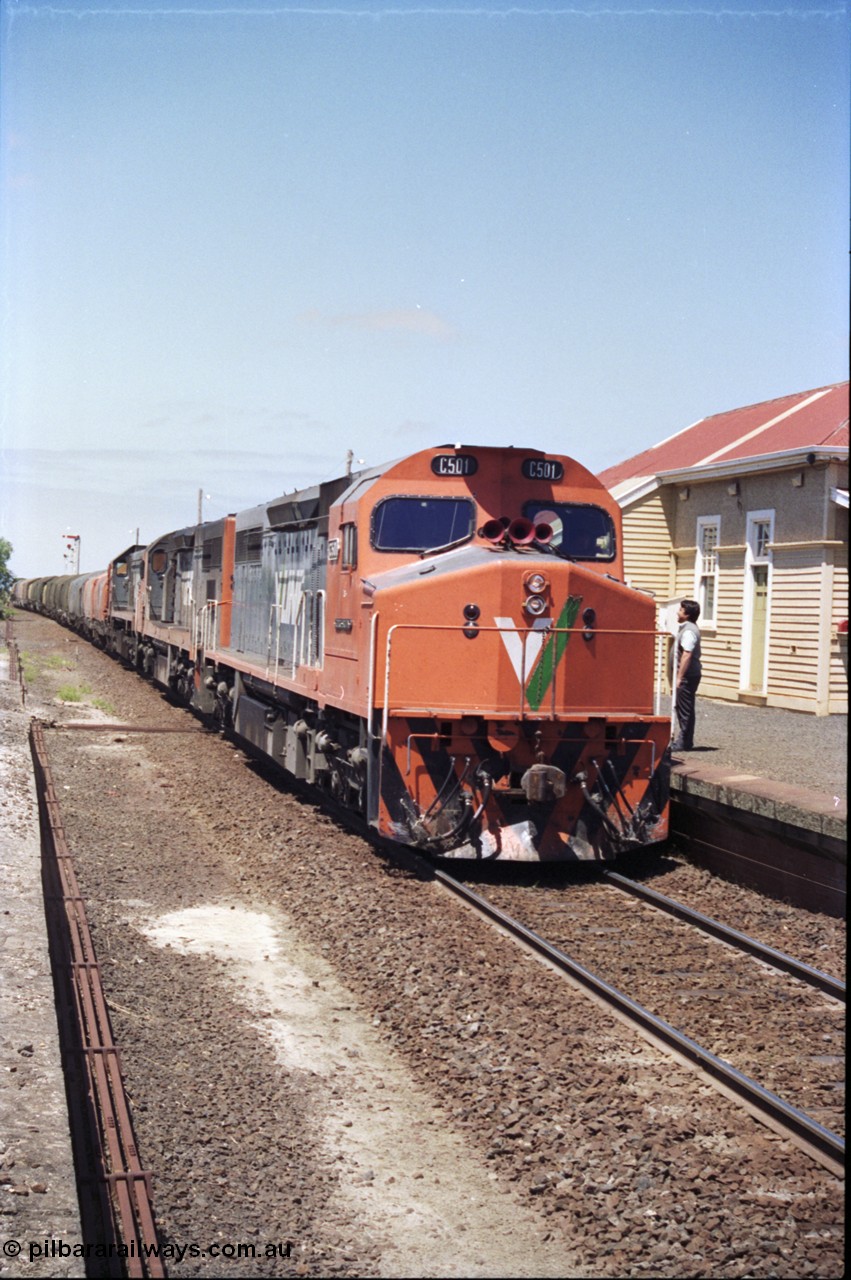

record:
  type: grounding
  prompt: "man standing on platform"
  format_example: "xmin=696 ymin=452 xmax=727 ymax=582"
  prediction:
xmin=671 ymin=599 xmax=702 ymax=751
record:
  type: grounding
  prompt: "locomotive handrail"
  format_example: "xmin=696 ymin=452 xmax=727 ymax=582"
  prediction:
xmin=255 ymin=596 xmax=301 ymax=681
xmin=368 ymin=609 xmax=381 ymax=747
xmin=380 ymin=623 xmax=671 ymax=741
xmin=310 ymin=590 xmax=326 ymax=669
xmin=266 ymin=600 xmax=280 ymax=677
xmin=655 ymin=629 xmax=666 ymax=718
xmin=263 ymin=589 xmax=327 ymax=681
xmin=196 ymin=598 xmax=219 ymax=655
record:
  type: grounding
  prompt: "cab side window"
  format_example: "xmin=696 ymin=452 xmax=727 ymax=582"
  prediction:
xmin=342 ymin=522 xmax=358 ymax=570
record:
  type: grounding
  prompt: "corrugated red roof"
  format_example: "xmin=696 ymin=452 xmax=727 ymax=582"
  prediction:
xmin=598 ymin=382 xmax=849 ymax=491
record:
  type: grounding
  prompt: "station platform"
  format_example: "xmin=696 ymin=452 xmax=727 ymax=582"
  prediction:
xmin=669 ymin=696 xmax=846 ymax=839
xmin=667 ymin=697 xmax=846 ymax=915
xmin=0 ymin=653 xmax=81 ymax=1275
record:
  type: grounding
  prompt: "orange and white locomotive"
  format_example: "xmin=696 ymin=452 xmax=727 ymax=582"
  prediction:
xmin=17 ymin=445 xmax=671 ymax=861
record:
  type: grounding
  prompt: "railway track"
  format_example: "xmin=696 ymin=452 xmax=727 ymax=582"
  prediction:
xmin=602 ymin=869 xmax=846 ymax=1001
xmin=433 ymin=866 xmax=845 ymax=1178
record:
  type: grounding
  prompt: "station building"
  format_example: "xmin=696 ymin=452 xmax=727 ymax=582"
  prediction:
xmin=599 ymin=382 xmax=849 ymax=715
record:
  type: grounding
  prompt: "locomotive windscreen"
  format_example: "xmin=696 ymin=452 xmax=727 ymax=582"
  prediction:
xmin=371 ymin=496 xmax=475 ymax=552
xmin=523 ymin=501 xmax=616 ymax=561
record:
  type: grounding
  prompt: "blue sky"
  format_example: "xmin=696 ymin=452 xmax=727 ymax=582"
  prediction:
xmin=1 ymin=0 xmax=848 ymax=577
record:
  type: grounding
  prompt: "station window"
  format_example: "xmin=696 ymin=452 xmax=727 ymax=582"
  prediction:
xmin=371 ymin=497 xmax=475 ymax=553
xmin=695 ymin=517 xmax=720 ymax=626
xmin=753 ymin=518 xmax=772 ymax=559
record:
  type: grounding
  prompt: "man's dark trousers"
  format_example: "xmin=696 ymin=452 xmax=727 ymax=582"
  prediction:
xmin=676 ymin=676 xmax=701 ymax=750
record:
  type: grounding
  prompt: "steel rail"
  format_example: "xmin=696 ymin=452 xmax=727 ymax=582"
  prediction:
xmin=603 ymin=870 xmax=846 ymax=1001
xmin=432 ymin=866 xmax=845 ymax=1177
xmin=30 ymin=719 xmax=165 ymax=1277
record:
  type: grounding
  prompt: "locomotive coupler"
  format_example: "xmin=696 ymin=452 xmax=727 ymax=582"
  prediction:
xmin=520 ymin=762 xmax=567 ymax=804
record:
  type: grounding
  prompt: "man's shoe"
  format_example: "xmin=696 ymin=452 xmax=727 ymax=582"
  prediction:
xmin=669 ymin=739 xmax=684 ymax=751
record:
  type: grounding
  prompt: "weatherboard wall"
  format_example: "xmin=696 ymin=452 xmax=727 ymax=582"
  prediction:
xmin=614 ymin=459 xmax=848 ymax=715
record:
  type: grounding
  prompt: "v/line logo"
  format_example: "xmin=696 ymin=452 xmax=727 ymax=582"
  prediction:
xmin=495 ymin=596 xmax=583 ymax=711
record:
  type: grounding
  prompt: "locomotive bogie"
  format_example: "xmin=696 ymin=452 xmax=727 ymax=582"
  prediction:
xmin=227 ymin=669 xmax=371 ymax=812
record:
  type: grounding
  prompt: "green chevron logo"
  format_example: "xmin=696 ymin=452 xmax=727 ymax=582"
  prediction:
xmin=524 ymin=595 xmax=583 ymax=711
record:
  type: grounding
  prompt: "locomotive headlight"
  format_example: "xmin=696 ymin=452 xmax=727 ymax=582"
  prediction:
xmin=525 ymin=572 xmax=548 ymax=595
xmin=523 ymin=570 xmax=549 ymax=617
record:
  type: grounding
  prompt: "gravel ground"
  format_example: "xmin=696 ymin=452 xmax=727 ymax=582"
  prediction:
xmin=7 ymin=614 xmax=847 ymax=1279
xmin=686 ymin=698 xmax=847 ymax=802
